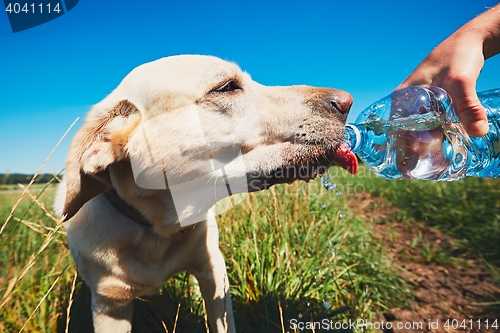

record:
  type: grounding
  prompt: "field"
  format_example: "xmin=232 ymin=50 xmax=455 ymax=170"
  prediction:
xmin=0 ymin=166 xmax=499 ymax=332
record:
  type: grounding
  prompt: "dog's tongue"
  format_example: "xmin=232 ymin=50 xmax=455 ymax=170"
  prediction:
xmin=333 ymin=145 xmax=358 ymax=175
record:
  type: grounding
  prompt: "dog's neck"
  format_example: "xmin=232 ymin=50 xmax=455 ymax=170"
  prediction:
xmin=107 ymin=161 xmax=209 ymax=237
xmin=103 ymin=187 xmax=197 ymax=237
xmin=103 ymin=187 xmax=152 ymax=227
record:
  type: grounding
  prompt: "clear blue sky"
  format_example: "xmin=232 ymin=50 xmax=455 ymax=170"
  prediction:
xmin=1 ymin=0 xmax=500 ymax=174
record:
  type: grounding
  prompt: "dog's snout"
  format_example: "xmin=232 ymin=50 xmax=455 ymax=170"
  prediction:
xmin=328 ymin=89 xmax=353 ymax=115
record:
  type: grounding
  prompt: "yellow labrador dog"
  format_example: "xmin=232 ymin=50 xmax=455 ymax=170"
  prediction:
xmin=55 ymin=55 xmax=357 ymax=333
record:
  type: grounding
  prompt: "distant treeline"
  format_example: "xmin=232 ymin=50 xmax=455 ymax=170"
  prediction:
xmin=0 ymin=173 xmax=60 ymax=185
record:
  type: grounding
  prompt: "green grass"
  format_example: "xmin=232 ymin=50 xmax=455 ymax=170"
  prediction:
xmin=0 ymin=182 xmax=73 ymax=332
xmin=0 ymin=175 xmax=412 ymax=332
xmin=218 ymin=184 xmax=410 ymax=332
xmin=2 ymin=166 xmax=499 ymax=332
xmin=327 ymin=165 xmax=500 ymax=316
xmin=341 ymin=165 xmax=500 ymax=268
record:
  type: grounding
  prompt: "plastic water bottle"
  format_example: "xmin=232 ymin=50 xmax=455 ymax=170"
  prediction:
xmin=344 ymin=86 xmax=500 ymax=180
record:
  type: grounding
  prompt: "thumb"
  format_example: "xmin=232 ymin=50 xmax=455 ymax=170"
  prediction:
xmin=451 ymin=87 xmax=489 ymax=137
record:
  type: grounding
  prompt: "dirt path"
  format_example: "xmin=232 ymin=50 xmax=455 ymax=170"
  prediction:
xmin=349 ymin=195 xmax=500 ymax=333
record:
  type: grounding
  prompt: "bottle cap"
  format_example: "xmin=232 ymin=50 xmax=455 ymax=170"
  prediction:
xmin=344 ymin=124 xmax=361 ymax=152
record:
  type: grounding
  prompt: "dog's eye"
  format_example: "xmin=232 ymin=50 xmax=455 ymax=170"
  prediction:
xmin=215 ymin=80 xmax=242 ymax=93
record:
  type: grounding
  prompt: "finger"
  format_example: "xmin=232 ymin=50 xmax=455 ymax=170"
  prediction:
xmin=452 ymin=88 xmax=489 ymax=137
xmin=460 ymin=104 xmax=488 ymax=137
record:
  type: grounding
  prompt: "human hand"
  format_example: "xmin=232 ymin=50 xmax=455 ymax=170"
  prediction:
xmin=397 ymin=30 xmax=488 ymax=136
xmin=397 ymin=4 xmax=500 ymax=137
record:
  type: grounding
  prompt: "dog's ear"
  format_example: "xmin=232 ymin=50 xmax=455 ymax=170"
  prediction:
xmin=62 ymin=99 xmax=141 ymax=221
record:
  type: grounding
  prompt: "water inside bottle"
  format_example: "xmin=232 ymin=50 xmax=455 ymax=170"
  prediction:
xmin=359 ymin=111 xmax=443 ymax=134
xmin=355 ymin=113 xmax=474 ymax=180
xmin=349 ymin=87 xmax=500 ymax=180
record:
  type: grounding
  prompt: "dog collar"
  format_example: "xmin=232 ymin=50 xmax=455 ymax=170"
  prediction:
xmin=103 ymin=187 xmax=152 ymax=227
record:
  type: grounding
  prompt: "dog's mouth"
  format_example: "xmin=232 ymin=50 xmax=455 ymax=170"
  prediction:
xmin=247 ymin=144 xmax=357 ymax=192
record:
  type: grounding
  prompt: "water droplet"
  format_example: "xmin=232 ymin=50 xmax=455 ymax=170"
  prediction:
xmin=321 ymin=204 xmax=327 ymax=209
xmin=298 ymin=313 xmax=303 ymax=318
xmin=323 ymin=299 xmax=331 ymax=309
xmin=307 ymin=302 xmax=311 ymax=307
xmin=335 ymin=191 xmax=341 ymax=196
xmin=339 ymin=212 xmax=346 ymax=218
xmin=321 ymin=174 xmax=337 ymax=191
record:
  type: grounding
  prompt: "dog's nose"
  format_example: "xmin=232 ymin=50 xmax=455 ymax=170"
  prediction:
xmin=328 ymin=89 xmax=353 ymax=115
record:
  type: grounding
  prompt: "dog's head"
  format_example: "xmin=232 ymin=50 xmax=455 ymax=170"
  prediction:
xmin=59 ymin=55 xmax=357 ymax=222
